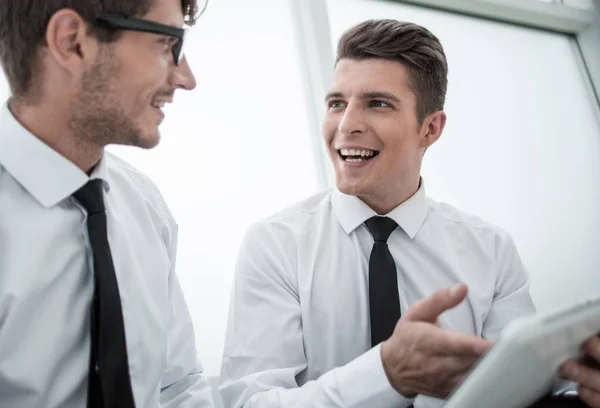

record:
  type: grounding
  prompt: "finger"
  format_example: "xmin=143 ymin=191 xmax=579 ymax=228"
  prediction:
xmin=578 ymin=385 xmax=600 ymax=408
xmin=438 ymin=354 xmax=481 ymax=376
xmin=560 ymin=359 xmax=578 ymax=379
xmin=561 ymin=360 xmax=600 ymax=393
xmin=428 ymin=356 xmax=476 ymax=398
xmin=404 ymin=283 xmax=468 ymax=323
xmin=452 ymin=373 xmax=466 ymax=389
xmin=445 ymin=372 xmax=467 ymax=398
xmin=584 ymin=336 xmax=600 ymax=366
xmin=429 ymin=327 xmax=494 ymax=356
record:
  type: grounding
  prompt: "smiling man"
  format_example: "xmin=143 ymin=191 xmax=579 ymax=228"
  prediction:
xmin=0 ymin=0 xmax=213 ymax=407
xmin=219 ymin=19 xmax=600 ymax=408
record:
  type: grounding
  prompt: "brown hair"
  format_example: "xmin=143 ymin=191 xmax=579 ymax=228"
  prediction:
xmin=0 ymin=0 xmax=201 ymax=99
xmin=336 ymin=19 xmax=448 ymax=124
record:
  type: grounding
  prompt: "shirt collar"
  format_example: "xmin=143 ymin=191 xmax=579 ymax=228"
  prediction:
xmin=331 ymin=179 xmax=428 ymax=239
xmin=0 ymin=101 xmax=109 ymax=208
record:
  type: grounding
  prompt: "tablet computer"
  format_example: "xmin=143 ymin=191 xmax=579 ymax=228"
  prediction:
xmin=444 ymin=296 xmax=600 ymax=408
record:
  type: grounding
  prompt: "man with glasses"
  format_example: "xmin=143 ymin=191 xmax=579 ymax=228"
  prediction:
xmin=0 ymin=0 xmax=213 ymax=407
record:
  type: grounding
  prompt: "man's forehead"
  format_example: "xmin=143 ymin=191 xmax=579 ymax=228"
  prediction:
xmin=334 ymin=58 xmax=409 ymax=78
xmin=331 ymin=59 xmax=411 ymax=93
xmin=141 ymin=0 xmax=186 ymax=27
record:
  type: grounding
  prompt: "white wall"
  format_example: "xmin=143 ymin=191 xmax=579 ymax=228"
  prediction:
xmin=107 ymin=0 xmax=322 ymax=375
xmin=324 ymin=0 xmax=600 ymax=314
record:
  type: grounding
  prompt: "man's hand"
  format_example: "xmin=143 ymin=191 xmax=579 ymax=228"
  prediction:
xmin=381 ymin=283 xmax=493 ymax=399
xmin=560 ymin=335 xmax=600 ymax=407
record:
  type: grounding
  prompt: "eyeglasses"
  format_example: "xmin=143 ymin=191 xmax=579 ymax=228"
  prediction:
xmin=95 ymin=14 xmax=187 ymax=65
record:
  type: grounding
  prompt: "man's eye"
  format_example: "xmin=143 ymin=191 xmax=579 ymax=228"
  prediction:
xmin=328 ymin=100 xmax=346 ymax=109
xmin=160 ymin=37 xmax=177 ymax=46
xmin=370 ymin=100 xmax=390 ymax=108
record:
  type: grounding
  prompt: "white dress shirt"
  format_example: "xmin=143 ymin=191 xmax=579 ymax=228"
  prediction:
xmin=0 ymin=103 xmax=213 ymax=408
xmin=219 ymin=182 xmax=536 ymax=408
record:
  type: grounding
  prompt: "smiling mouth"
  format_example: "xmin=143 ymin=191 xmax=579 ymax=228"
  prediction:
xmin=151 ymin=101 xmax=168 ymax=110
xmin=337 ymin=148 xmax=380 ymax=163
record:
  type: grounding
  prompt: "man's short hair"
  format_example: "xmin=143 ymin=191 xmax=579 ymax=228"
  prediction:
xmin=0 ymin=0 xmax=200 ymax=99
xmin=336 ymin=19 xmax=448 ymax=124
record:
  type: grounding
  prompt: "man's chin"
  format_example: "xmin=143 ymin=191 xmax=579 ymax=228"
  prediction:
xmin=335 ymin=180 xmax=370 ymax=197
xmin=125 ymin=129 xmax=161 ymax=149
xmin=138 ymin=134 xmax=161 ymax=149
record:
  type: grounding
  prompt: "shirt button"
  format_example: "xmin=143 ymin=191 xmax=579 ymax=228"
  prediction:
xmin=94 ymin=364 xmax=100 ymax=373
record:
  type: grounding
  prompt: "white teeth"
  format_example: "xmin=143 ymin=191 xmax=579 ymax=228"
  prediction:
xmin=340 ymin=148 xmax=376 ymax=157
xmin=346 ymin=158 xmax=364 ymax=163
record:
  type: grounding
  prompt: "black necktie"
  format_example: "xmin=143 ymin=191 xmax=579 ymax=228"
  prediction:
xmin=365 ymin=216 xmax=401 ymax=347
xmin=73 ymin=179 xmax=136 ymax=408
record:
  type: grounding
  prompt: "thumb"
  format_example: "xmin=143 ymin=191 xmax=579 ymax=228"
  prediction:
xmin=403 ymin=283 xmax=468 ymax=323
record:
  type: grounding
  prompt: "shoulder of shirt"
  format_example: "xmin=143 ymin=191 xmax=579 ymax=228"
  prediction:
xmin=426 ymin=197 xmax=512 ymax=240
xmin=240 ymin=190 xmax=332 ymax=261
xmin=104 ymin=151 xmax=173 ymax=224
xmin=245 ymin=189 xmax=332 ymax=239
xmin=259 ymin=189 xmax=332 ymax=224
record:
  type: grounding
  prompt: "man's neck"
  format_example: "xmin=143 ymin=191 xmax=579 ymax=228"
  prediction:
xmin=9 ymin=98 xmax=102 ymax=173
xmin=359 ymin=177 xmax=421 ymax=215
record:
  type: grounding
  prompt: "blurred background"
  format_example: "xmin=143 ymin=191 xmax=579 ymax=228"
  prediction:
xmin=1 ymin=0 xmax=598 ymax=376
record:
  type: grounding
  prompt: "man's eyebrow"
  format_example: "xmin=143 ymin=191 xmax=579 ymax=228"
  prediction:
xmin=324 ymin=91 xmax=402 ymax=103
xmin=324 ymin=92 xmax=344 ymax=102
xmin=359 ymin=91 xmax=401 ymax=103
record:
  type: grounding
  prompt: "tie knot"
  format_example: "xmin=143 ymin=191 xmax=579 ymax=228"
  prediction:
xmin=365 ymin=216 xmax=398 ymax=242
xmin=73 ymin=179 xmax=105 ymax=215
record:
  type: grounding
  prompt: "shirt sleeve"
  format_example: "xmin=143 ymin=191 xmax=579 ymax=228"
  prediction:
xmin=219 ymin=222 xmax=412 ymax=408
xmin=159 ymin=215 xmax=214 ymax=407
xmin=482 ymin=229 xmax=537 ymax=340
xmin=481 ymin=230 xmax=581 ymax=396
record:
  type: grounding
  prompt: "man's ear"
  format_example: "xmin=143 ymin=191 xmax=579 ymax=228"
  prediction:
xmin=420 ymin=110 xmax=447 ymax=149
xmin=45 ymin=9 xmax=99 ymax=75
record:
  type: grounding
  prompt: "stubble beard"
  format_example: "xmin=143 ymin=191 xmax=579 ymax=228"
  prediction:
xmin=69 ymin=46 xmax=159 ymax=152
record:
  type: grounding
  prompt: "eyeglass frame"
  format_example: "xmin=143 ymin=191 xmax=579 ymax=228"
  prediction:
xmin=95 ymin=14 xmax=187 ymax=65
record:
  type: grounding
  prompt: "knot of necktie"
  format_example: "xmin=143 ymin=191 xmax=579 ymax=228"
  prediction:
xmin=365 ymin=216 xmax=398 ymax=242
xmin=73 ymin=179 xmax=105 ymax=215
